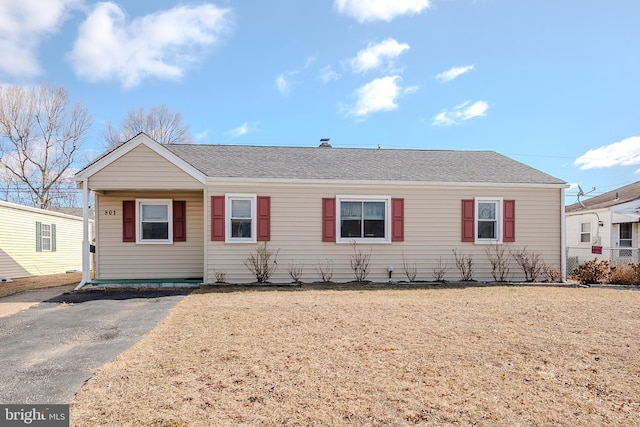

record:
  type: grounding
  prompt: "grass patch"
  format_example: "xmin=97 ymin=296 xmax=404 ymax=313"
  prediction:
xmin=0 ymin=272 xmax=81 ymax=298
xmin=71 ymin=287 xmax=640 ymax=426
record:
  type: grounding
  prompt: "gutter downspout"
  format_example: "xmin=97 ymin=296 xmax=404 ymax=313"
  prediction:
xmin=75 ymin=177 xmax=90 ymax=291
xmin=560 ymin=187 xmax=567 ymax=282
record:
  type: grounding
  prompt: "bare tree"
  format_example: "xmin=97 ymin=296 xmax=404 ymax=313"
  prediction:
xmin=103 ymin=104 xmax=194 ymax=147
xmin=0 ymin=84 xmax=93 ymax=209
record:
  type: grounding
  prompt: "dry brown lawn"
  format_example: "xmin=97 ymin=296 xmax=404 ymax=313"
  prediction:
xmin=71 ymin=285 xmax=640 ymax=426
xmin=0 ymin=272 xmax=81 ymax=298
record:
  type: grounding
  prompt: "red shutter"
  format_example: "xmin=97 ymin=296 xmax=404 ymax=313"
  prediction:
xmin=461 ymin=199 xmax=475 ymax=242
xmin=322 ymin=198 xmax=336 ymax=242
xmin=503 ymin=199 xmax=515 ymax=242
xmin=257 ymin=196 xmax=271 ymax=241
xmin=211 ymin=196 xmax=225 ymax=241
xmin=123 ymin=200 xmax=136 ymax=242
xmin=173 ymin=200 xmax=186 ymax=242
xmin=391 ymin=198 xmax=404 ymax=242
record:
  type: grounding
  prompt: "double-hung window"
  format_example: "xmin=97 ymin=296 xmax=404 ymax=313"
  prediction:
xmin=137 ymin=199 xmax=172 ymax=243
xmin=226 ymin=194 xmax=256 ymax=242
xmin=580 ymin=223 xmax=591 ymax=243
xmin=41 ymin=223 xmax=52 ymax=251
xmin=36 ymin=221 xmax=56 ymax=252
xmin=337 ymin=196 xmax=390 ymax=243
xmin=476 ymin=197 xmax=502 ymax=243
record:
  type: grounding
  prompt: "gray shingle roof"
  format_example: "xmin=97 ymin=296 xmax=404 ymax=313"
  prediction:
xmin=565 ymin=181 xmax=640 ymax=212
xmin=164 ymin=145 xmax=565 ymax=185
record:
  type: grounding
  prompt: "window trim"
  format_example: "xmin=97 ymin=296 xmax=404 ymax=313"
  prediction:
xmin=136 ymin=199 xmax=173 ymax=244
xmin=336 ymin=195 xmax=391 ymax=244
xmin=225 ymin=194 xmax=257 ymax=243
xmin=580 ymin=222 xmax=591 ymax=244
xmin=475 ymin=197 xmax=503 ymax=244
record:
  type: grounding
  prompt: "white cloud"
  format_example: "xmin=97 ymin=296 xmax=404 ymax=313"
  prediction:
xmin=335 ymin=0 xmax=430 ymax=23
xmin=350 ymin=38 xmax=410 ymax=74
xmin=227 ymin=122 xmax=251 ymax=138
xmin=318 ymin=65 xmax=340 ymax=83
xmin=343 ymin=75 xmax=415 ymax=118
xmin=574 ymin=136 xmax=640 ymax=170
xmin=436 ymin=64 xmax=475 ymax=83
xmin=68 ymin=2 xmax=231 ymax=88
xmin=432 ymin=100 xmax=489 ymax=126
xmin=275 ymin=74 xmax=291 ymax=96
xmin=0 ymin=0 xmax=81 ymax=78
xmin=194 ymin=130 xmax=209 ymax=142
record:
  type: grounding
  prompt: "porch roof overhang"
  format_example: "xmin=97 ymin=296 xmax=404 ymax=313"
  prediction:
xmin=612 ymin=209 xmax=640 ymax=223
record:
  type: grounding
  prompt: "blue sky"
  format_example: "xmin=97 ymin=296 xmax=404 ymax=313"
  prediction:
xmin=1 ymin=0 xmax=639 ymax=204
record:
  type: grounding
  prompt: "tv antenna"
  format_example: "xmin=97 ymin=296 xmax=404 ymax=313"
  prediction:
xmin=576 ymin=184 xmax=595 ymax=209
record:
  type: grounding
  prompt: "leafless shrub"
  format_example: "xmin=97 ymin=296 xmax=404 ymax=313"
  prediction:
xmin=606 ymin=262 xmax=640 ymax=285
xmin=402 ymin=252 xmax=417 ymax=282
xmin=214 ymin=271 xmax=226 ymax=283
xmin=350 ymin=242 xmax=372 ymax=282
xmin=485 ymin=244 xmax=511 ymax=281
xmin=542 ymin=264 xmax=562 ymax=283
xmin=453 ymin=249 xmax=474 ymax=281
xmin=315 ymin=258 xmax=334 ymax=283
xmin=432 ymin=257 xmax=448 ymax=282
xmin=571 ymin=258 xmax=610 ymax=285
xmin=243 ymin=242 xmax=279 ymax=283
xmin=288 ymin=262 xmax=304 ymax=284
xmin=511 ymin=247 xmax=544 ymax=282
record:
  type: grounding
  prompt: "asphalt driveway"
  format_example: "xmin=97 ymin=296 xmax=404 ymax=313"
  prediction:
xmin=0 ymin=289 xmax=191 ymax=404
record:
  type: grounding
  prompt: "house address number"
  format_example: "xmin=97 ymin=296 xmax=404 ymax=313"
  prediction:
xmin=104 ymin=210 xmax=117 ymax=216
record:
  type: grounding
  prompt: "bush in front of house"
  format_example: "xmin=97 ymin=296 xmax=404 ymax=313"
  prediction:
xmin=350 ymin=242 xmax=371 ymax=282
xmin=511 ymin=247 xmax=544 ymax=282
xmin=571 ymin=258 xmax=611 ymax=285
xmin=606 ymin=262 xmax=640 ymax=285
xmin=453 ymin=249 xmax=474 ymax=281
xmin=244 ymin=242 xmax=280 ymax=283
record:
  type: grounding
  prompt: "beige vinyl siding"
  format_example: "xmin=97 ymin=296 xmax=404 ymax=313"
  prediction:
xmin=0 ymin=202 xmax=85 ymax=278
xmin=89 ymin=145 xmax=203 ymax=190
xmin=95 ymin=191 xmax=204 ymax=280
xmin=205 ymin=182 xmax=563 ymax=283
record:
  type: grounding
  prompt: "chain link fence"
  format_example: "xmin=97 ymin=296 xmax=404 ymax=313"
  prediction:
xmin=566 ymin=246 xmax=640 ymax=276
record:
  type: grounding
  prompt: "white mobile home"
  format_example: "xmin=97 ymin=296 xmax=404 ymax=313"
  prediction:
xmin=0 ymin=200 xmax=87 ymax=279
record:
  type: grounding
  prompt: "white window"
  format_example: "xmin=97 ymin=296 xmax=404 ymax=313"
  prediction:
xmin=41 ymin=223 xmax=52 ymax=251
xmin=136 ymin=199 xmax=172 ymax=244
xmin=36 ymin=221 xmax=55 ymax=252
xmin=475 ymin=197 xmax=503 ymax=244
xmin=336 ymin=196 xmax=390 ymax=244
xmin=226 ymin=194 xmax=256 ymax=243
xmin=580 ymin=222 xmax=591 ymax=243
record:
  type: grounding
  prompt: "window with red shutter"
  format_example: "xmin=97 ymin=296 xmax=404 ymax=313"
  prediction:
xmin=462 ymin=198 xmax=515 ymax=243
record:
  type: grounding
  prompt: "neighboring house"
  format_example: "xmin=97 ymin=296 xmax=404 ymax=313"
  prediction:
xmin=565 ymin=181 xmax=640 ymax=270
xmin=0 ymin=200 xmax=88 ymax=279
xmin=73 ymin=133 xmax=567 ymax=286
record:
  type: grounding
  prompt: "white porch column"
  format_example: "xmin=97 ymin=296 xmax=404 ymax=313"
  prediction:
xmin=75 ymin=178 xmax=90 ymax=290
